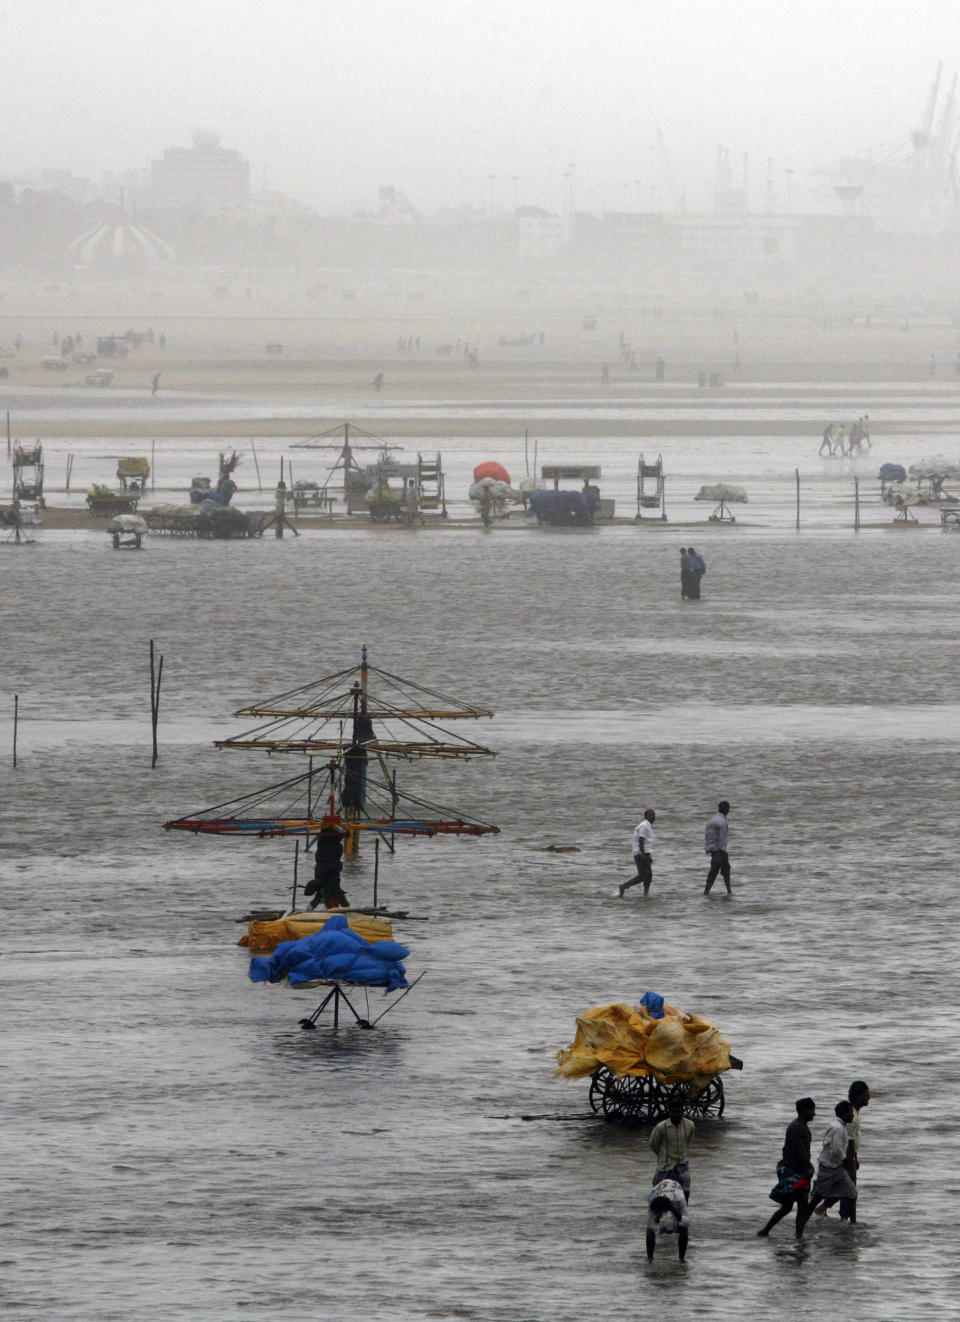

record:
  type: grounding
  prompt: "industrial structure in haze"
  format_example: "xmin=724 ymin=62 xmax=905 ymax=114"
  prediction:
xmin=820 ymin=63 xmax=960 ymax=235
xmin=4 ymin=73 xmax=960 ymax=289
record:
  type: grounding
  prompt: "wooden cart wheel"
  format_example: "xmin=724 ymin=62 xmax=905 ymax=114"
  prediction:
xmin=599 ymin=1074 xmax=654 ymax=1125
xmin=618 ymin=1074 xmax=656 ymax=1124
xmin=588 ymin=1067 xmax=612 ymax=1114
xmin=600 ymin=1072 xmax=628 ymax=1121
xmin=647 ymin=1078 xmax=672 ymax=1122
xmin=685 ymin=1077 xmax=725 ymax=1119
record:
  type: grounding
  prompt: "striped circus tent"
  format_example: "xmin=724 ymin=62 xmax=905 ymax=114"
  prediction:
xmin=68 ymin=222 xmax=175 ymax=270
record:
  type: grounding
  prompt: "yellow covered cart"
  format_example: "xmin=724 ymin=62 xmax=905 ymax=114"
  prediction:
xmin=556 ymin=996 xmax=742 ymax=1125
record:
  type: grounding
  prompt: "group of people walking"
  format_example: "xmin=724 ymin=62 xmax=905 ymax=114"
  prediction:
xmin=645 ymin=1080 xmax=870 ymax=1259
xmin=619 ymin=801 xmax=732 ymax=898
xmin=679 ymin=546 xmax=706 ymax=600
xmin=758 ymin=1081 xmax=871 ymax=1239
xmin=819 ymin=417 xmax=870 ymax=457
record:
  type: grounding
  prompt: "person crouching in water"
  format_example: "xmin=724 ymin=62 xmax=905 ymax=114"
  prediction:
xmin=646 ymin=1178 xmax=689 ymax=1262
xmin=797 ymin=1101 xmax=857 ymax=1236
xmin=304 ymin=817 xmax=348 ymax=910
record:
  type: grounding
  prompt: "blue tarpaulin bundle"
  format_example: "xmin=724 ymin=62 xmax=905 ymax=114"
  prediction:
xmin=249 ymin=914 xmax=409 ymax=992
xmin=879 ymin=463 xmax=907 ymax=482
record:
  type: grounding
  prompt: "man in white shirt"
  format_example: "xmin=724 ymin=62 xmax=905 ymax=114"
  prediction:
xmin=822 ymin=1079 xmax=870 ymax=1223
xmin=620 ymin=808 xmax=656 ymax=897
xmin=797 ymin=1101 xmax=857 ymax=1236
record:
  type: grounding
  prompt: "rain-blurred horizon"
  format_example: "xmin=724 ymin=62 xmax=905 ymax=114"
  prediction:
xmin=5 ymin=0 xmax=960 ymax=302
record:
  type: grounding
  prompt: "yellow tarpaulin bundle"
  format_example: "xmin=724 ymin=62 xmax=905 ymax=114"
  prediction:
xmin=238 ymin=911 xmax=393 ymax=953
xmin=556 ymin=1001 xmax=733 ymax=1091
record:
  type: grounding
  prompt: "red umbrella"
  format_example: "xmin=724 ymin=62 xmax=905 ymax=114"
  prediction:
xmin=473 ymin=461 xmax=511 ymax=484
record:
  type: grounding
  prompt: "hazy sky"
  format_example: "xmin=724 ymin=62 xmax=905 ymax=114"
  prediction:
xmin=4 ymin=0 xmax=960 ymax=213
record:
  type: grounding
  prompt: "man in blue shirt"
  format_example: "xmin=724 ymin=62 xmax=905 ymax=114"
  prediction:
xmin=704 ymin=801 xmax=732 ymax=895
xmin=687 ymin=547 xmax=706 ymax=599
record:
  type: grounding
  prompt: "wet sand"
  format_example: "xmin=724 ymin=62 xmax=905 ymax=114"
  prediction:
xmin=4 ymin=308 xmax=960 ymax=535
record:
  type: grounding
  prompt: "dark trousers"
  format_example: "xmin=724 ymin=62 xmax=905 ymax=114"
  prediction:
xmin=705 ymin=849 xmax=731 ymax=893
xmin=622 ymin=854 xmax=652 ymax=893
xmin=759 ymin=1187 xmax=808 ymax=1236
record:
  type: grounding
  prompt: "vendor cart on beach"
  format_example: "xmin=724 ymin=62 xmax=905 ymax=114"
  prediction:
xmin=557 ymin=992 xmax=742 ymax=1125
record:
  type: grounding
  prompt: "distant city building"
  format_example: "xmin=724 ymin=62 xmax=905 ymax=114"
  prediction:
xmin=517 ymin=207 xmax=564 ymax=259
xmin=673 ymin=214 xmax=798 ymax=261
xmin=37 ymin=169 xmax=98 ymax=204
xmin=150 ymin=128 xmax=250 ymax=217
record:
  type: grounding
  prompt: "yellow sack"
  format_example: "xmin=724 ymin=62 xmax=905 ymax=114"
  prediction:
xmin=556 ymin=1001 xmax=732 ymax=1091
xmin=238 ymin=911 xmax=393 ymax=953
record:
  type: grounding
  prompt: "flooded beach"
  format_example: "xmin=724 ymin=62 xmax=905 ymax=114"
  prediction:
xmin=3 ymin=343 xmax=960 ymax=1321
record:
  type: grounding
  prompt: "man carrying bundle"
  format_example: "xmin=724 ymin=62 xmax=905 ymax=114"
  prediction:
xmin=757 ymin=1097 xmax=816 ymax=1238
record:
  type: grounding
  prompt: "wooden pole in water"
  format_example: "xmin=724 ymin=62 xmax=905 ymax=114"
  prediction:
xmin=6 ymin=411 xmax=11 ymax=459
xmin=65 ymin=454 xmax=74 ymax=492
xmin=149 ymin=639 xmax=164 ymax=767
xmin=795 ymin=468 xmax=800 ymax=530
xmin=373 ymin=837 xmax=380 ymax=909
xmin=250 ymin=440 xmax=263 ymax=492
xmin=292 ymin=840 xmax=299 ymax=912
xmin=854 ymin=477 xmax=861 ymax=532
xmin=12 ymin=693 xmax=18 ymax=769
xmin=276 ymin=455 xmax=285 ymax=538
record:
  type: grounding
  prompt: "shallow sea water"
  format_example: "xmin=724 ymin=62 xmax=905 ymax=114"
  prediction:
xmin=3 ymin=406 xmax=960 ymax=1319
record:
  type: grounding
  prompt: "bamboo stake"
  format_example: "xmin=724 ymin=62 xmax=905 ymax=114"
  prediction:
xmin=250 ymin=440 xmax=263 ymax=492
xmin=149 ymin=640 xmax=164 ymax=767
xmin=12 ymin=693 xmax=18 ymax=768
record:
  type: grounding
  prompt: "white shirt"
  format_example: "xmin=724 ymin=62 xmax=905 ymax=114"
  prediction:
xmin=632 ymin=819 xmax=655 ymax=858
xmin=646 ymin=1179 xmax=690 ymax=1232
xmin=818 ymin=1116 xmax=851 ymax=1170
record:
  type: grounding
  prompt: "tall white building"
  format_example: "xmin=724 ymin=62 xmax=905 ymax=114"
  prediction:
xmin=150 ymin=128 xmax=250 ymax=217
